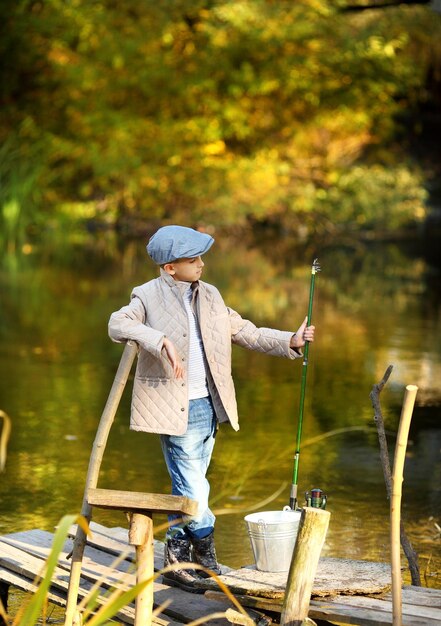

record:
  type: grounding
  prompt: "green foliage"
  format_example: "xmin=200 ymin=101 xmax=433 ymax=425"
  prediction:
xmin=321 ymin=163 xmax=428 ymax=230
xmin=0 ymin=132 xmax=45 ymax=253
xmin=1 ymin=0 xmax=440 ymax=240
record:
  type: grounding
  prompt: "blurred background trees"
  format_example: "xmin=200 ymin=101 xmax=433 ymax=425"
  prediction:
xmin=1 ymin=0 xmax=440 ymax=250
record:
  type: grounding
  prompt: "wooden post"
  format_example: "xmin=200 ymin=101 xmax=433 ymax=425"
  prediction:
xmin=0 ymin=410 xmax=12 ymax=472
xmin=281 ymin=507 xmax=330 ymax=626
xmin=65 ymin=341 xmax=138 ymax=626
xmin=128 ymin=513 xmax=154 ymax=626
xmin=391 ymin=384 xmax=418 ymax=626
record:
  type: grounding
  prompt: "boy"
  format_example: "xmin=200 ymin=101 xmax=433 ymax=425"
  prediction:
xmin=108 ymin=225 xmax=315 ymax=591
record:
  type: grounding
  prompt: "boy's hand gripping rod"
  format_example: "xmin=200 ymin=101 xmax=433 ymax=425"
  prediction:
xmin=289 ymin=258 xmax=321 ymax=510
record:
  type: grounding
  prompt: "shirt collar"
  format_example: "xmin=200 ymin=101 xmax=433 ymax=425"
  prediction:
xmin=160 ymin=268 xmax=199 ymax=294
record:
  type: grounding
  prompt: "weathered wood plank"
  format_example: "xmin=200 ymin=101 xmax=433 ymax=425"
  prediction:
xmin=0 ymin=566 xmax=68 ymax=608
xmin=0 ymin=547 xmax=179 ymax=626
xmin=309 ymin=594 xmax=441 ymax=626
xmin=309 ymin=599 xmax=404 ymax=626
xmin=0 ymin=531 xmax=135 ymax=589
xmin=196 ymin=557 xmax=392 ymax=598
xmin=0 ymin=544 xmax=137 ymax=625
xmin=87 ymin=488 xmax=198 ymax=516
xmin=392 ymin=585 xmax=441 ymax=608
xmin=69 ymin=523 xmax=135 ymax=560
xmin=205 ymin=588 xmax=441 ymax=626
xmin=205 ymin=590 xmax=282 ymax=613
xmin=224 ymin=607 xmax=271 ymax=626
xmin=99 ymin=524 xmax=131 ymax=541
xmin=0 ymin=533 xmax=232 ymax=625
xmin=0 ymin=540 xmax=68 ymax=584
xmin=0 ymin=538 xmax=129 ymax=594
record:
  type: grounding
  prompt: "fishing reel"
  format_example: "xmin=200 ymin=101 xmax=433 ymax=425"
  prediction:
xmin=305 ymin=488 xmax=327 ymax=509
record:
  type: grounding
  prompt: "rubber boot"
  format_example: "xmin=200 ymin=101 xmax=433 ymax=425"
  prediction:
xmin=192 ymin=531 xmax=222 ymax=578
xmin=162 ymin=535 xmax=204 ymax=593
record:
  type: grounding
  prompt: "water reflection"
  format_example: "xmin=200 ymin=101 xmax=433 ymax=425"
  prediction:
xmin=0 ymin=231 xmax=440 ymax=590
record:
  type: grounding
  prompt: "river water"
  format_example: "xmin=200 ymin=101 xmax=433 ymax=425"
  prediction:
xmin=0 ymin=229 xmax=440 ymax=602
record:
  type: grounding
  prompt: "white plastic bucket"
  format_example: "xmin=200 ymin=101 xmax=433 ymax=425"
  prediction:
xmin=244 ymin=509 xmax=302 ymax=572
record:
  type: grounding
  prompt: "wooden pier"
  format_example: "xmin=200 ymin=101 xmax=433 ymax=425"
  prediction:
xmin=1 ymin=521 xmax=441 ymax=625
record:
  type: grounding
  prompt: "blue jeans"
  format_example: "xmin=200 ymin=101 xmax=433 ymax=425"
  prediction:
xmin=160 ymin=396 xmax=217 ymax=540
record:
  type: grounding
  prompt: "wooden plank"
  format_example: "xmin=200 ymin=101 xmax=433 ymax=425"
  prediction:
xmin=99 ymin=524 xmax=131 ymax=541
xmin=87 ymin=488 xmax=198 ymax=516
xmin=196 ymin=557 xmax=392 ymax=598
xmin=309 ymin=598 xmax=405 ymax=626
xmin=0 ymin=542 xmax=136 ymax=623
xmin=1 ymin=541 xmax=235 ymax=626
xmin=0 ymin=533 xmax=232 ymax=625
xmin=208 ymin=589 xmax=441 ymax=626
xmin=151 ymin=581 xmax=234 ymax=625
xmin=0 ymin=538 xmax=131 ymax=598
xmin=0 ymin=531 xmax=135 ymax=589
xmin=0 ymin=550 xmax=178 ymax=626
xmin=223 ymin=608 xmax=261 ymax=626
xmin=0 ymin=566 xmax=69 ymax=608
xmin=309 ymin=594 xmax=441 ymax=626
xmin=205 ymin=590 xmax=282 ymax=613
xmin=68 ymin=523 xmax=136 ymax=561
xmin=394 ymin=585 xmax=441 ymax=608
xmin=0 ymin=539 xmax=70 ymax=586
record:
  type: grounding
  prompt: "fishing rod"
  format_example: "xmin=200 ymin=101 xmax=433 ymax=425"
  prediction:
xmin=289 ymin=258 xmax=321 ymax=511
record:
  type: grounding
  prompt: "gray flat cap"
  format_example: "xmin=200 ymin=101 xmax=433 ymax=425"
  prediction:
xmin=146 ymin=225 xmax=214 ymax=265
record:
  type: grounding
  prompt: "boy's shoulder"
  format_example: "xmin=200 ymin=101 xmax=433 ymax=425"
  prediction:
xmin=199 ymin=279 xmax=221 ymax=296
xmin=130 ymin=276 xmax=161 ymax=299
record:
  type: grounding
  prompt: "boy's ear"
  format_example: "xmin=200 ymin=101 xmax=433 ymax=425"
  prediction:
xmin=163 ymin=262 xmax=175 ymax=275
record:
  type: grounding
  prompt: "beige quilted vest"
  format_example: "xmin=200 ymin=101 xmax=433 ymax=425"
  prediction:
xmin=108 ymin=270 xmax=300 ymax=435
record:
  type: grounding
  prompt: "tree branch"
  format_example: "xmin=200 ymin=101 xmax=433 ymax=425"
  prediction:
xmin=341 ymin=0 xmax=430 ymax=12
xmin=370 ymin=365 xmax=421 ymax=586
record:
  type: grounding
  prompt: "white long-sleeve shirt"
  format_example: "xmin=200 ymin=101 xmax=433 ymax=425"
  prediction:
xmin=182 ymin=284 xmax=209 ymax=400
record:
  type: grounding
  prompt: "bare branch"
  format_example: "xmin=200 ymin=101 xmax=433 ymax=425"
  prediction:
xmin=370 ymin=366 xmax=421 ymax=586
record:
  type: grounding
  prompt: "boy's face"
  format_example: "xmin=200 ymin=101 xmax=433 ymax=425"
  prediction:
xmin=164 ymin=256 xmax=205 ymax=282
